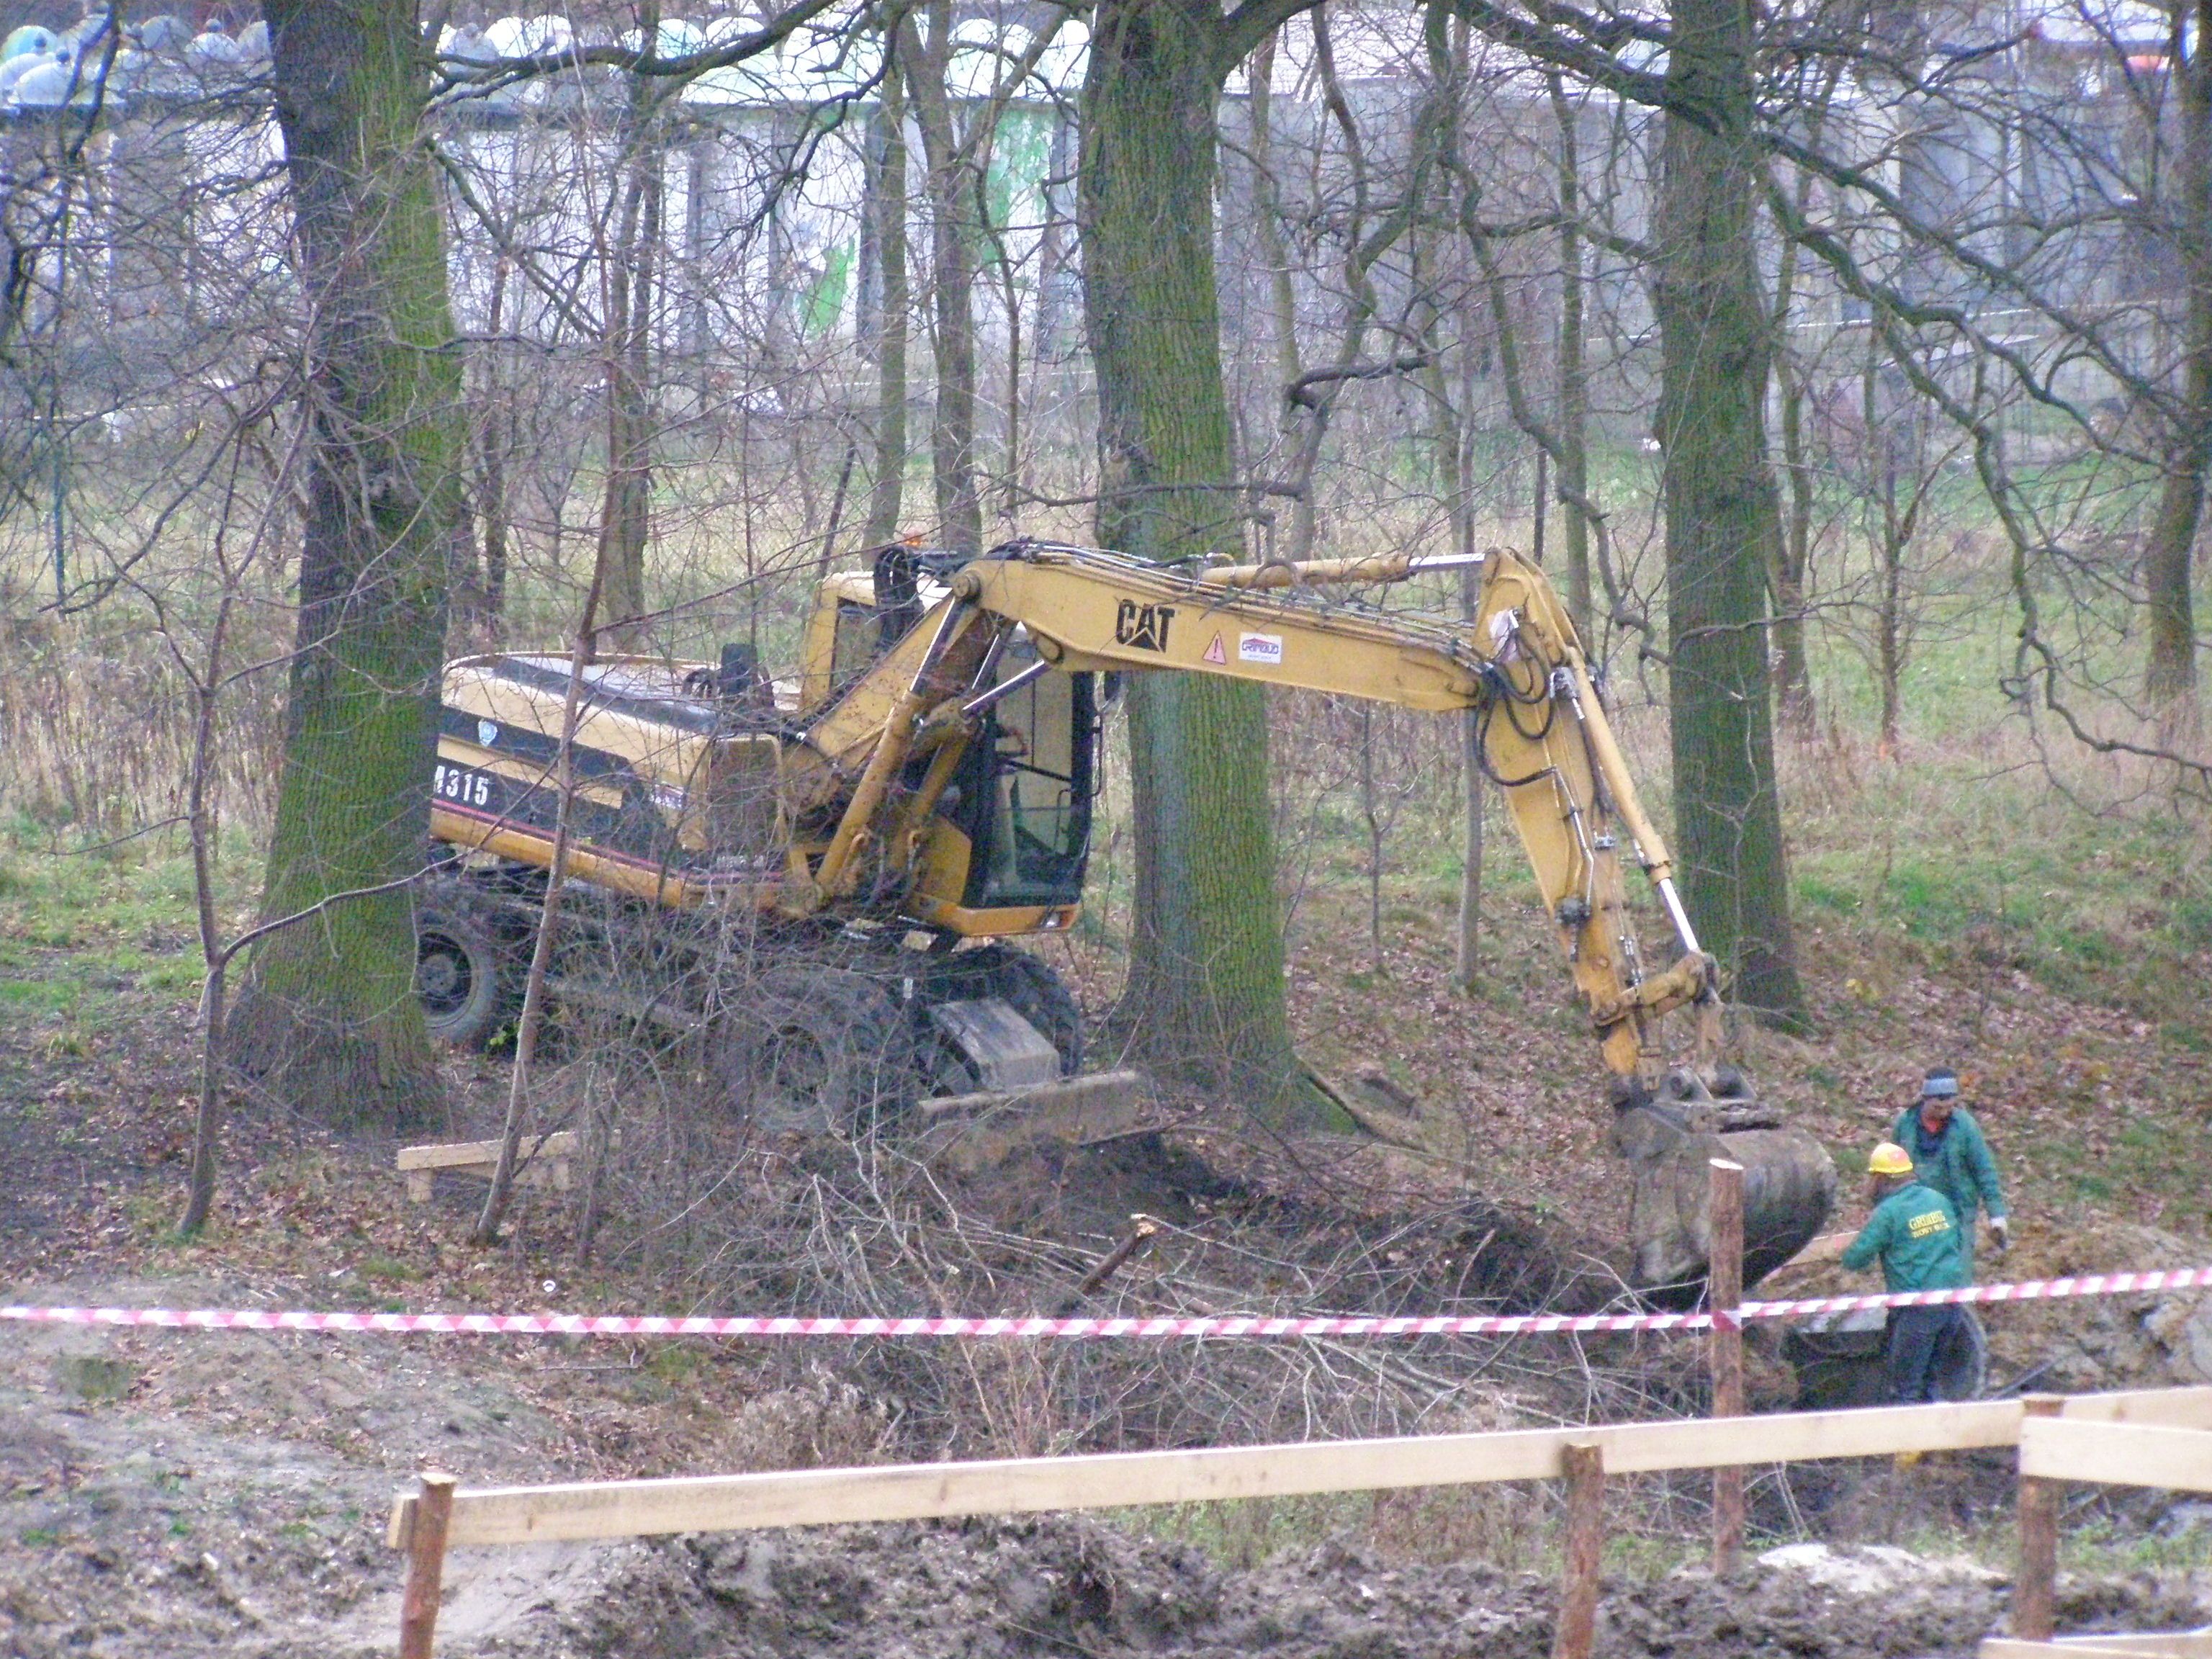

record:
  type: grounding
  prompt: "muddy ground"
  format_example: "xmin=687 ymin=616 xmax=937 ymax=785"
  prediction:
xmin=8 ymin=1272 xmax=2212 ymax=1659
xmin=9 ymin=920 xmax=2212 ymax=1658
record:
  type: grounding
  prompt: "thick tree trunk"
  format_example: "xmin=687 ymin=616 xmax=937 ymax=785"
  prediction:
xmin=904 ymin=3 xmax=983 ymax=554
xmin=1650 ymin=0 xmax=1805 ymax=1024
xmin=1081 ymin=0 xmax=1306 ymax=1117
xmin=864 ymin=61 xmax=909 ymax=548
xmin=230 ymin=0 xmax=462 ymax=1130
xmin=2146 ymin=0 xmax=2212 ymax=703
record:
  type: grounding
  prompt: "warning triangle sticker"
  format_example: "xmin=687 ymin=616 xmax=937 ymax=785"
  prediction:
xmin=1203 ymin=632 xmax=1227 ymax=665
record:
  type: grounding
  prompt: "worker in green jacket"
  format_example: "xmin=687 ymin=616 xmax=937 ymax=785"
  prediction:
xmin=1892 ymin=1067 xmax=2008 ymax=1276
xmin=1842 ymin=1141 xmax=1972 ymax=1403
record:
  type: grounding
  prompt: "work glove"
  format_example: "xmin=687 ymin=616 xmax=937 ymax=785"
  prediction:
xmin=1989 ymin=1216 xmax=2010 ymax=1255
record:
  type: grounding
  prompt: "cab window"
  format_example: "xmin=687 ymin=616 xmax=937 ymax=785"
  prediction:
xmin=828 ymin=601 xmax=877 ymax=696
xmin=962 ymin=647 xmax=1093 ymax=908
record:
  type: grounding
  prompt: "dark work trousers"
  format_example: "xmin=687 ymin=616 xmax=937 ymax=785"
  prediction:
xmin=1887 ymin=1304 xmax=1970 ymax=1403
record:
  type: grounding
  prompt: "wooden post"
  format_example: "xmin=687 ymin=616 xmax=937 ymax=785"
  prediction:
xmin=2013 ymin=1395 xmax=2065 ymax=1640
xmin=1551 ymin=1441 xmax=1606 ymax=1659
xmin=1708 ymin=1157 xmax=1745 ymax=1575
xmin=398 ymin=1471 xmax=458 ymax=1659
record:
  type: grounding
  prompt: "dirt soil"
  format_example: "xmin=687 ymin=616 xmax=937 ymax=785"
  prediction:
xmin=9 ymin=860 xmax=2212 ymax=1656
xmin=8 ymin=1271 xmax=2212 ymax=1659
xmin=539 ymin=1523 xmax=2212 ymax=1659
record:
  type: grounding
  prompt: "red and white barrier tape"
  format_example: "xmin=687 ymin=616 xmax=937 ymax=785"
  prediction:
xmin=6 ymin=1265 xmax=2209 ymax=1342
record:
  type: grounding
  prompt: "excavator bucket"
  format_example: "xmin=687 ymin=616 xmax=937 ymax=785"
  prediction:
xmin=1611 ymin=1070 xmax=1838 ymax=1297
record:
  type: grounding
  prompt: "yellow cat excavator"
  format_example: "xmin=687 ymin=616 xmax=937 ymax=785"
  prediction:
xmin=416 ymin=539 xmax=1833 ymax=1286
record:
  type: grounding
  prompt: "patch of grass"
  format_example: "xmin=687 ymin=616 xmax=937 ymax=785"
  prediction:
xmin=122 ymin=1192 xmax=174 ymax=1236
xmin=2063 ymin=1515 xmax=2212 ymax=1574
xmin=645 ymin=1345 xmax=708 ymax=1388
xmin=1796 ymin=877 xmax=1861 ymax=915
xmin=1790 ymin=755 xmax=2209 ymax=1037
xmin=18 ymin=1527 xmax=60 ymax=1547
xmin=0 ymin=821 xmax=245 ymax=1035
xmin=0 ymin=980 xmax=81 ymax=1014
xmin=356 ymin=1254 xmax=422 ymax=1285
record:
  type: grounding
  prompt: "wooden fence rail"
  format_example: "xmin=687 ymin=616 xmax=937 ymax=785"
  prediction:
xmin=374 ymin=1162 xmax=2212 ymax=1659
xmin=387 ymin=1385 xmax=2212 ymax=1552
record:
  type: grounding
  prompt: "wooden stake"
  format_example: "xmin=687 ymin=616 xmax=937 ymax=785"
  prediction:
xmin=2014 ymin=1395 xmax=2065 ymax=1640
xmin=1551 ymin=1441 xmax=1605 ymax=1659
xmin=1709 ymin=1157 xmax=1745 ymax=1575
xmin=398 ymin=1471 xmax=458 ymax=1659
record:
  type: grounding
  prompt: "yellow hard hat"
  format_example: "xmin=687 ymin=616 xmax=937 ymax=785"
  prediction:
xmin=1868 ymin=1141 xmax=1914 ymax=1177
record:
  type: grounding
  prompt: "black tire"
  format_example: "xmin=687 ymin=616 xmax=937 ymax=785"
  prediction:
xmin=415 ymin=891 xmax=523 ymax=1050
xmin=1930 ymin=1307 xmax=1989 ymax=1402
xmin=714 ymin=963 xmax=917 ymax=1136
xmin=924 ymin=944 xmax=1085 ymax=1077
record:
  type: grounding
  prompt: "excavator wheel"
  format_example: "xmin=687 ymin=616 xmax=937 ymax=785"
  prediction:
xmin=414 ymin=886 xmax=523 ymax=1051
xmin=712 ymin=963 xmax=917 ymax=1136
xmin=919 ymin=944 xmax=1085 ymax=1092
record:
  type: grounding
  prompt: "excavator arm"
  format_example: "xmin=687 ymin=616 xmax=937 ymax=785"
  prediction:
xmin=793 ymin=539 xmax=1719 ymax=1090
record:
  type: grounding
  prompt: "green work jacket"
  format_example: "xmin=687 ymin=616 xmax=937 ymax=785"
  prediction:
xmin=1892 ymin=1105 xmax=2007 ymax=1228
xmin=1842 ymin=1179 xmax=1969 ymax=1293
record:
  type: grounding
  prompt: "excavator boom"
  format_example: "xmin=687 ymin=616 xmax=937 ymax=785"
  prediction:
xmin=806 ymin=540 xmax=1714 ymax=1089
xmin=793 ymin=539 xmax=1837 ymax=1287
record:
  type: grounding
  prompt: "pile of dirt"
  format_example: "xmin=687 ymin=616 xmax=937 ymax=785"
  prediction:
xmin=1979 ymin=1220 xmax=2212 ymax=1393
xmin=7 ymin=1273 xmax=2212 ymax=1659
xmin=523 ymin=1517 xmax=2211 ymax=1659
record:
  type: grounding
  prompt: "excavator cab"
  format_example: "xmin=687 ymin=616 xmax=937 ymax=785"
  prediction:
xmin=796 ymin=546 xmax=1098 ymax=934
xmin=946 ymin=644 xmax=1095 ymax=912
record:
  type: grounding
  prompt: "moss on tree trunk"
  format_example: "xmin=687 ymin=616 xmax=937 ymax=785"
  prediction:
xmin=1651 ymin=0 xmax=1806 ymax=1024
xmin=1079 ymin=0 xmax=1308 ymax=1118
xmin=230 ymin=0 xmax=462 ymax=1130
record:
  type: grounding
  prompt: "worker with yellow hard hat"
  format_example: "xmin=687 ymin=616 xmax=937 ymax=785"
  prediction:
xmin=1841 ymin=1140 xmax=1972 ymax=1403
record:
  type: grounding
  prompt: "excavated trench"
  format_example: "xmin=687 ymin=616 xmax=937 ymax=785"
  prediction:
xmin=516 ymin=1514 xmax=2211 ymax=1659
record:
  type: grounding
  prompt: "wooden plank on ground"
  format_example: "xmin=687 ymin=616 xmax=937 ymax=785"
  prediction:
xmin=397 ymin=1133 xmax=578 ymax=1173
xmin=2020 ymin=1419 xmax=2212 ymax=1491
xmin=398 ymin=1395 xmax=2032 ymax=1548
xmin=1984 ymin=1636 xmax=2212 ymax=1659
